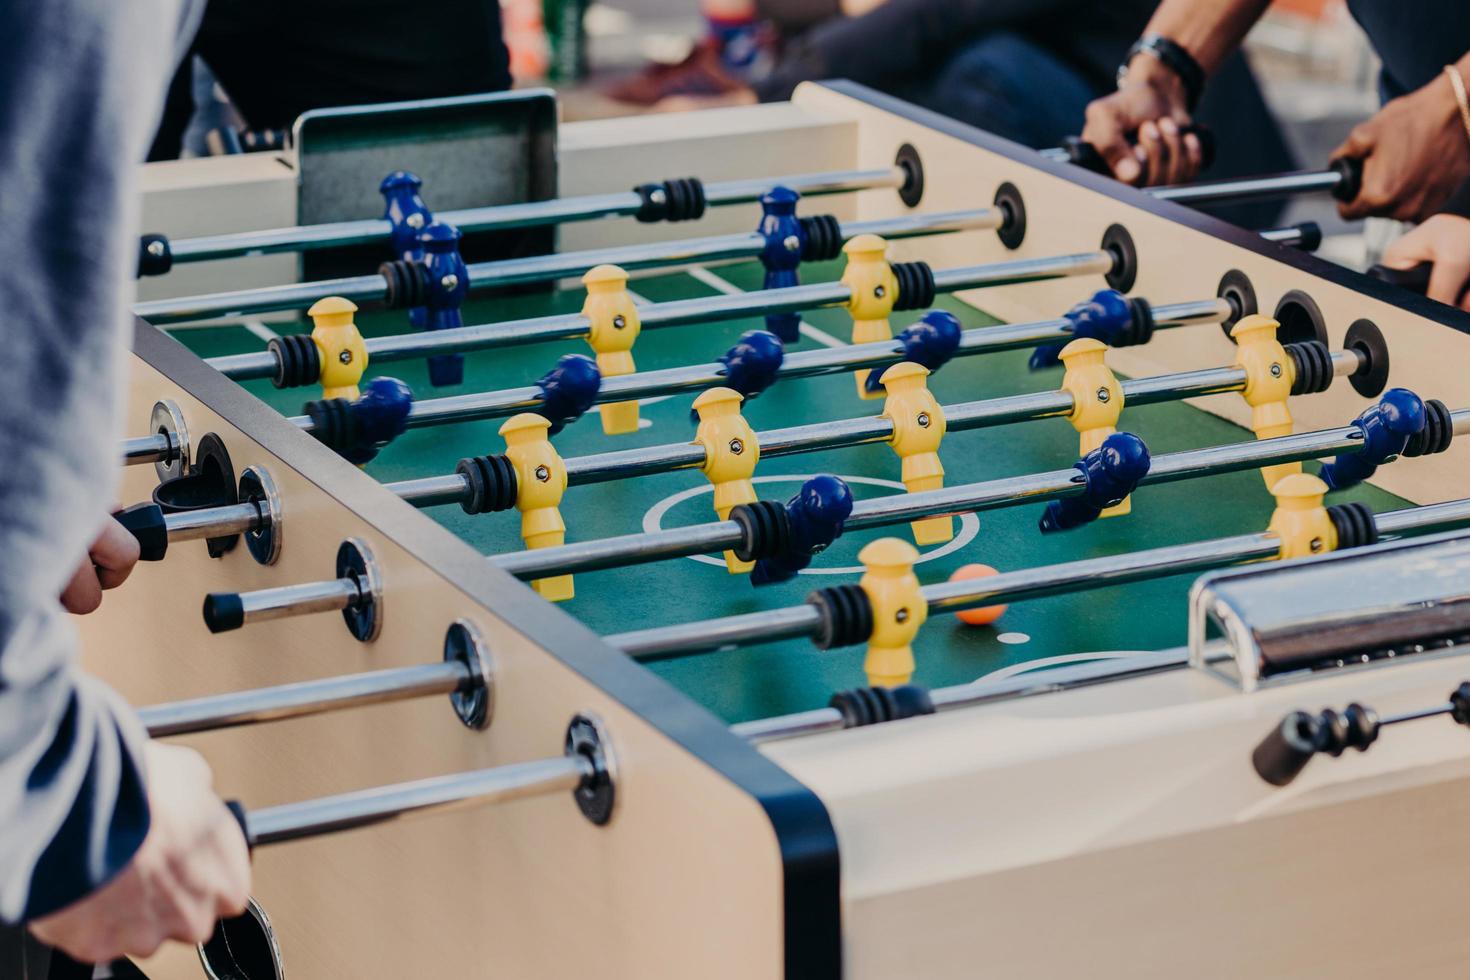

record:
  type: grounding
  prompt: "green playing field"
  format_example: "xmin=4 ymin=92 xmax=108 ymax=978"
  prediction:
xmin=172 ymin=259 xmax=1409 ymax=724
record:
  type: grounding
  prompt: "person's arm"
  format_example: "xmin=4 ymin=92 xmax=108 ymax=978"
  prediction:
xmin=1331 ymin=53 xmax=1470 ymax=222
xmin=0 ymin=0 xmax=248 ymax=959
xmin=1080 ymin=0 xmax=1270 ymax=184
xmin=1379 ymin=213 xmax=1470 ymax=309
xmin=754 ymin=0 xmax=1096 ymax=103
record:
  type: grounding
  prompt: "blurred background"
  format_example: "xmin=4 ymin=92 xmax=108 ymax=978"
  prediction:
xmin=174 ymin=0 xmax=1390 ymax=258
xmin=535 ymin=0 xmax=1382 ymax=255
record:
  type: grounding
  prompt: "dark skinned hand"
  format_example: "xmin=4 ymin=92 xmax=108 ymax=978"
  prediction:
xmin=1333 ymin=73 xmax=1470 ymax=222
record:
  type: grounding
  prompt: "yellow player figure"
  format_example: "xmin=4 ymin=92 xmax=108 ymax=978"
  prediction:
xmin=307 ymin=296 xmax=368 ymax=400
xmin=859 ymin=537 xmax=927 ymax=687
xmin=1267 ymin=473 xmax=1336 ymax=559
xmin=1232 ymin=314 xmax=1299 ymax=490
xmin=500 ymin=413 xmax=574 ymax=601
xmin=1059 ymin=338 xmax=1129 ymax=516
xmin=879 ymin=362 xmax=952 ymax=544
xmin=693 ymin=387 xmax=760 ymax=573
xmin=841 ymin=233 xmax=899 ymax=399
xmin=582 ymin=264 xmax=642 ymax=435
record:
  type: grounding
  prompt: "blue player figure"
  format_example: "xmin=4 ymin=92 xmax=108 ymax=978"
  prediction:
xmin=1319 ymin=389 xmax=1426 ymax=491
xmin=757 ymin=187 xmax=806 ymax=343
xmin=381 ymin=173 xmax=471 ymax=387
xmin=1039 ymin=432 xmax=1151 ymax=533
xmin=418 ymin=222 xmax=471 ymax=387
xmin=752 ymin=475 xmax=854 ymax=584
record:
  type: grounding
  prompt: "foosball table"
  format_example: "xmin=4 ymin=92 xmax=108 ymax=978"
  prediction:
xmin=94 ymin=83 xmax=1470 ymax=979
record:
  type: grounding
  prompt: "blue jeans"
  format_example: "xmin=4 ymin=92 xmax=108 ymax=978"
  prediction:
xmin=896 ymin=31 xmax=1097 ymax=150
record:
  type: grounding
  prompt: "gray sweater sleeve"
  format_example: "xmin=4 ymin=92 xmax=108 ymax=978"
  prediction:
xmin=0 ymin=0 xmax=201 ymax=922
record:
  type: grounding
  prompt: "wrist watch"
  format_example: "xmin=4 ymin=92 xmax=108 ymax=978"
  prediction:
xmin=1118 ymin=33 xmax=1205 ymax=111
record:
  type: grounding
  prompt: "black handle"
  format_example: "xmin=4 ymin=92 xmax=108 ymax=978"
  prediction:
xmin=203 ymin=593 xmax=247 ymax=634
xmin=1061 ymin=124 xmax=1217 ymax=176
xmin=225 ymin=799 xmax=255 ymax=853
xmin=111 ymin=502 xmax=169 ymax=562
xmin=1368 ymin=261 xmax=1433 ymax=296
xmin=1330 ymin=156 xmax=1363 ymax=203
xmin=137 ymin=233 xmax=172 ymax=277
xmin=1251 ymin=711 xmax=1319 ymax=786
xmin=1285 ymin=221 xmax=1322 ymax=253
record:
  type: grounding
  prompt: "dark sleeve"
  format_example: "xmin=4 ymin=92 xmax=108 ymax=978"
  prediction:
xmin=754 ymin=0 xmax=1090 ymax=102
xmin=0 ymin=0 xmax=202 ymax=923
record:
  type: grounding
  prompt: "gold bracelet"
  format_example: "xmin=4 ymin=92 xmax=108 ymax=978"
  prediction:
xmin=1444 ymin=64 xmax=1470 ymax=148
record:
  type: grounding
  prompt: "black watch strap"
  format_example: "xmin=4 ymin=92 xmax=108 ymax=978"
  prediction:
xmin=1121 ymin=33 xmax=1205 ymax=111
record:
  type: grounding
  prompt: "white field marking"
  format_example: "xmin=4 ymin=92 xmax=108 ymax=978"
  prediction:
xmin=643 ymin=474 xmax=980 ymax=574
xmin=242 ymin=319 xmax=280 ymax=343
xmin=972 ymin=651 xmax=1139 ymax=685
xmin=685 ymin=265 xmax=848 ymax=349
xmin=686 ymin=264 xmax=745 ymax=295
xmin=796 ymin=321 xmax=847 ymax=349
xmin=996 ymin=632 xmax=1031 ymax=645
xmin=590 ymin=380 xmax=673 ymax=431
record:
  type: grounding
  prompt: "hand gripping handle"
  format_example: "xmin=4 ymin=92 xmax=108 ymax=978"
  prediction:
xmin=1060 ymin=124 xmax=1217 ymax=175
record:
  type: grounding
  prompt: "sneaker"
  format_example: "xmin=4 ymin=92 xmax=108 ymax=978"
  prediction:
xmin=604 ymin=38 xmax=749 ymax=106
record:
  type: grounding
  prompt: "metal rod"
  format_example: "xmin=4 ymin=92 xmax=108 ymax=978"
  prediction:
xmin=723 ymin=501 xmax=1470 ymax=744
xmin=163 ymin=167 xmax=905 ymax=265
xmin=614 ymin=497 xmax=1470 ymax=665
xmin=1151 ymin=169 xmax=1344 ymax=207
xmin=245 ymin=755 xmax=594 ymax=847
xmin=460 ymin=209 xmax=1001 ymax=291
xmin=732 ymin=646 xmax=1210 ymax=743
xmin=190 ymin=295 xmax=1228 ymax=468
xmin=490 ymin=413 xmax=1467 ymax=583
xmin=163 ymin=502 xmax=262 ymax=542
xmin=122 ymin=432 xmax=175 ymax=465
xmin=212 ymin=248 xmax=1121 ymax=382
xmin=140 ymin=209 xmax=998 ymax=326
xmin=352 ymin=295 xmax=1217 ymax=464
xmin=492 ymin=519 xmax=744 ymax=578
xmin=543 ymin=333 xmax=1339 ymax=492
xmin=614 ymin=535 xmax=1276 ymax=662
xmin=136 ymin=273 xmax=388 ymax=325
xmin=611 ymin=605 xmax=825 ymax=662
xmin=368 ymin=297 xmax=1232 ymax=439
xmin=1380 ymin=703 xmax=1454 ymax=727
xmin=140 ymin=660 xmax=472 ymax=737
xmin=1375 ymin=497 xmax=1470 ymax=536
xmin=390 ymin=474 xmax=473 ymax=508
xmin=1258 ymin=223 xmax=1318 ymax=249
xmin=230 ymin=578 xmax=361 ymax=627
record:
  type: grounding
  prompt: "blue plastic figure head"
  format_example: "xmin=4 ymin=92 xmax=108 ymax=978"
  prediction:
xmin=1030 ymin=289 xmax=1134 ymax=370
xmin=1039 ymin=431 xmax=1151 ymax=533
xmin=867 ymin=310 xmax=962 ymax=393
xmin=535 ymin=354 xmax=602 ymax=435
xmin=751 ymin=475 xmax=854 ymax=585
xmin=341 ymin=377 xmax=414 ymax=465
xmin=1319 ymin=387 xmax=1425 ymax=491
xmin=380 ymin=171 xmax=432 ymax=261
xmin=720 ymin=330 xmax=785 ymax=399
